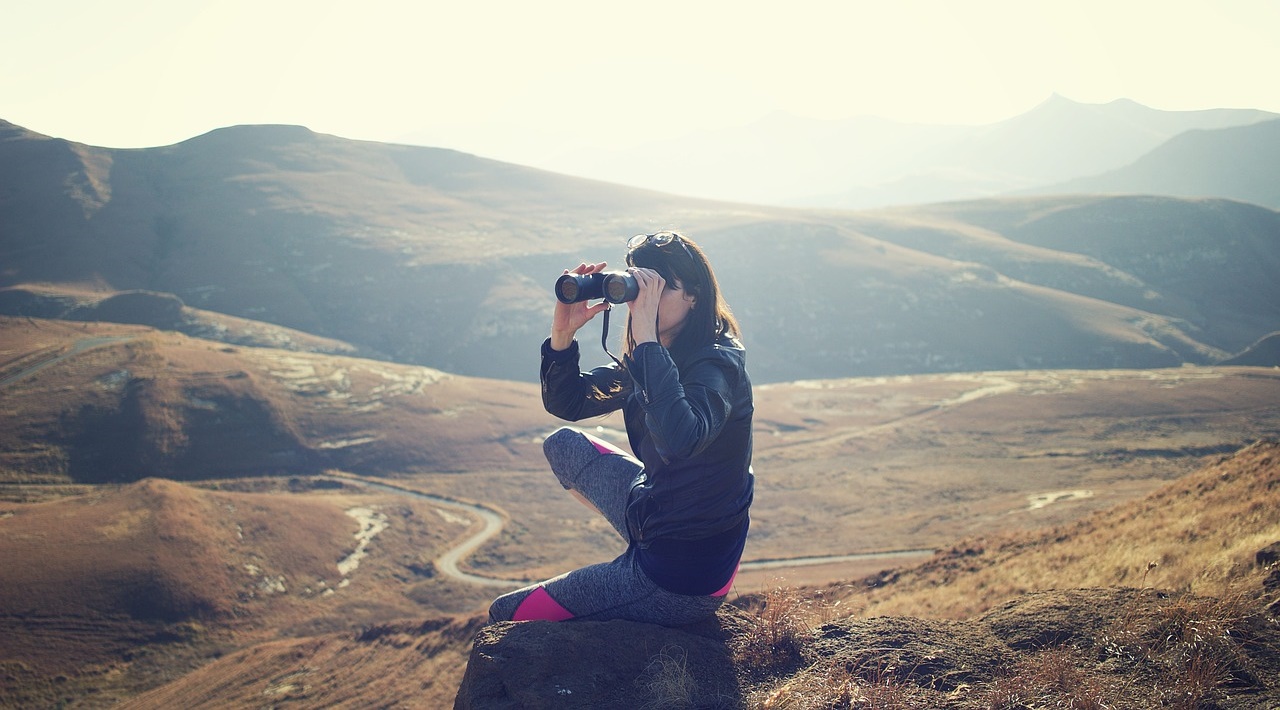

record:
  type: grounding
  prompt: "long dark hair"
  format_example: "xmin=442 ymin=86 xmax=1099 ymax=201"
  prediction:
xmin=624 ymin=231 xmax=741 ymax=365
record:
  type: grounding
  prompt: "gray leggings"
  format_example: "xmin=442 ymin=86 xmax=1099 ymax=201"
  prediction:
xmin=487 ymin=427 xmax=728 ymax=625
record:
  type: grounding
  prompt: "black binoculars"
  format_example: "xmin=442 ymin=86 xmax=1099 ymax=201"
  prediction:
xmin=554 ymin=271 xmax=640 ymax=304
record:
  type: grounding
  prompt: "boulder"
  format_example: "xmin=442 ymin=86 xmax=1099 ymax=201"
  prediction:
xmin=454 ymin=611 xmax=744 ymax=709
xmin=1257 ymin=541 xmax=1280 ymax=569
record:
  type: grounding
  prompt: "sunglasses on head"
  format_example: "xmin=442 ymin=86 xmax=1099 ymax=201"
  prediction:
xmin=627 ymin=231 xmax=694 ymax=262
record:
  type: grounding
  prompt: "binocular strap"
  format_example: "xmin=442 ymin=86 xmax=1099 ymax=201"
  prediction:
xmin=601 ymin=306 xmax=622 ymax=366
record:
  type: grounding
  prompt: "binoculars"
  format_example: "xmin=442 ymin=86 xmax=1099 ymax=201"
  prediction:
xmin=554 ymin=271 xmax=640 ymax=304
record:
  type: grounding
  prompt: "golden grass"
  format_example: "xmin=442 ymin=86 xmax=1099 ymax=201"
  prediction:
xmin=847 ymin=440 xmax=1280 ymax=620
xmin=1099 ymin=587 xmax=1268 ymax=709
xmin=983 ymin=646 xmax=1122 ymax=709
xmin=637 ymin=645 xmax=698 ymax=710
xmin=727 ymin=443 xmax=1280 ymax=709
xmin=732 ymin=583 xmax=1272 ymax=709
xmin=732 ymin=586 xmax=820 ymax=679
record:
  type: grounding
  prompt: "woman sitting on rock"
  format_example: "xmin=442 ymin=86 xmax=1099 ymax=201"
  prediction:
xmin=489 ymin=230 xmax=754 ymax=625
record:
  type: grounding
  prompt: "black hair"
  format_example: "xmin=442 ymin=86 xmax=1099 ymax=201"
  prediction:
xmin=623 ymin=231 xmax=741 ymax=365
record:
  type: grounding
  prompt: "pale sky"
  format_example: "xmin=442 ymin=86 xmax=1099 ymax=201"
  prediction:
xmin=4 ymin=0 xmax=1278 ymax=172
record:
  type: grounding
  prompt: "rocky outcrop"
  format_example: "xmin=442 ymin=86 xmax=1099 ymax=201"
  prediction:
xmin=454 ymin=610 xmax=746 ymax=709
xmin=456 ymin=587 xmax=1280 ymax=709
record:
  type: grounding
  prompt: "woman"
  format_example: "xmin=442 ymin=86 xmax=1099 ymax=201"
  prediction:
xmin=488 ymin=230 xmax=754 ymax=626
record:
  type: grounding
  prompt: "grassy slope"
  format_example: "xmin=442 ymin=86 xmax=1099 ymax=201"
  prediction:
xmin=836 ymin=439 xmax=1280 ymax=619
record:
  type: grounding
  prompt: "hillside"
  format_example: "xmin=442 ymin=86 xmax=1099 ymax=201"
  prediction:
xmin=880 ymin=195 xmax=1280 ymax=356
xmin=3 ymin=119 xmax=1278 ymax=384
xmin=0 ymin=473 xmax=504 ymax=708
xmin=121 ymin=442 xmax=1280 ymax=709
xmin=6 ymin=313 xmax=1280 ymax=584
xmin=0 ymin=479 xmax=344 ymax=705
xmin=121 ymin=616 xmax=484 ymax=710
xmin=1033 ymin=118 xmax=1280 ymax=209
xmin=0 ymin=316 xmax=547 ymax=483
xmin=4 ymin=314 xmax=1278 ymax=706
xmin=839 ymin=438 xmax=1280 ymax=619
xmin=7 ymin=314 xmax=1280 ymax=571
xmin=0 ymin=283 xmax=362 ymax=356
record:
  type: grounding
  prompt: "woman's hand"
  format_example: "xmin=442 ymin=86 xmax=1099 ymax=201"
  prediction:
xmin=626 ymin=267 xmax=665 ymax=345
xmin=550 ymin=262 xmax=611 ymax=351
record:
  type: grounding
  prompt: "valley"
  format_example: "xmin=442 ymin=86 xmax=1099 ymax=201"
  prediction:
xmin=4 ymin=314 xmax=1278 ymax=706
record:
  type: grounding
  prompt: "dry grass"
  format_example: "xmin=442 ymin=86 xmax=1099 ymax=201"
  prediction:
xmin=754 ymin=661 xmax=928 ymax=709
xmin=729 ymin=580 xmax=1274 ymax=710
xmin=845 ymin=440 xmax=1280 ymax=620
xmin=733 ymin=586 xmax=823 ymax=679
xmin=1099 ymin=586 xmax=1267 ymax=709
xmin=637 ymin=645 xmax=698 ymax=709
xmin=725 ymin=443 xmax=1280 ymax=709
xmin=983 ymin=646 xmax=1127 ymax=709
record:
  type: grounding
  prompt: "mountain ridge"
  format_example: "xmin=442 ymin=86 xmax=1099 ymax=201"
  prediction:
xmin=1027 ymin=118 xmax=1280 ymax=208
xmin=2 ymin=116 xmax=1278 ymax=384
xmin=525 ymin=95 xmax=1279 ymax=208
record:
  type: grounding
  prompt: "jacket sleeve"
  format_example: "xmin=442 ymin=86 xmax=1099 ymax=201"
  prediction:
xmin=625 ymin=342 xmax=735 ymax=462
xmin=540 ymin=338 xmax=629 ymax=421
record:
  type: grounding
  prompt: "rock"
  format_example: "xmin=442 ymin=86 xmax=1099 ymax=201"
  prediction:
xmin=453 ymin=610 xmax=744 ymax=709
xmin=1257 ymin=541 xmax=1280 ymax=568
xmin=1265 ymin=569 xmax=1280 ymax=593
xmin=455 ymin=588 xmax=1280 ymax=708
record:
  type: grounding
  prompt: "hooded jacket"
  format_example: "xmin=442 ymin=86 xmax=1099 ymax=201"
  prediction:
xmin=540 ymin=335 xmax=755 ymax=562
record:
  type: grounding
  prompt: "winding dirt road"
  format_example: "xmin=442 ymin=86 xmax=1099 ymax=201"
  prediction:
xmin=333 ymin=474 xmax=933 ymax=590
xmin=328 ymin=475 xmax=520 ymax=588
xmin=0 ymin=336 xmax=135 ymax=389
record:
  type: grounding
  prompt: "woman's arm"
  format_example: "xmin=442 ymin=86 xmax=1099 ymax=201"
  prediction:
xmin=541 ymin=338 xmax=630 ymax=421
xmin=541 ymin=261 xmax=630 ymax=420
xmin=550 ymin=262 xmax=611 ymax=351
xmin=626 ymin=343 xmax=738 ymax=461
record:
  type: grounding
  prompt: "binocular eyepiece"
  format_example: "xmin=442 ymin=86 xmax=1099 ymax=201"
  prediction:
xmin=554 ymin=271 xmax=640 ymax=304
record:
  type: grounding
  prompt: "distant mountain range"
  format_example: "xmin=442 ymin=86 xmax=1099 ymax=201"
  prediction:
xmin=1027 ymin=117 xmax=1280 ymax=207
xmin=2 ymin=115 xmax=1278 ymax=384
xmin=534 ymin=95 xmax=1280 ymax=208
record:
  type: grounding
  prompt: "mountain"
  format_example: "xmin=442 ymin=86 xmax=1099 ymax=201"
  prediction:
xmin=2 ymin=119 xmax=1279 ymax=384
xmin=0 ymin=316 xmax=548 ymax=483
xmin=529 ymin=96 xmax=1278 ymax=208
xmin=1028 ymin=118 xmax=1280 ymax=208
xmin=926 ymin=95 xmax=1277 ymax=188
xmin=0 ymin=478 xmax=354 ymax=706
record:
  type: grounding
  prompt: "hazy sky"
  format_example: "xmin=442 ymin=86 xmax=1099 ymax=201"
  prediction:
xmin=4 ymin=0 xmax=1278 ymax=171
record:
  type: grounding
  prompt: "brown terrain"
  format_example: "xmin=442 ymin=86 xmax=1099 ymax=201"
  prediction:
xmin=1 ymin=118 xmax=1279 ymax=707
xmin=2 ymin=314 xmax=1279 ymax=707
xmin=120 ymin=442 xmax=1280 ymax=709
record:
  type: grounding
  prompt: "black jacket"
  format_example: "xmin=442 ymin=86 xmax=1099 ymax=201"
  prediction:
xmin=540 ymin=335 xmax=754 ymax=547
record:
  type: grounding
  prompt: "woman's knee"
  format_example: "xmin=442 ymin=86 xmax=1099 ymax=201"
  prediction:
xmin=489 ymin=585 xmax=576 ymax=623
xmin=488 ymin=589 xmax=523 ymax=623
xmin=543 ymin=427 xmax=592 ymax=487
xmin=542 ymin=427 xmax=582 ymax=463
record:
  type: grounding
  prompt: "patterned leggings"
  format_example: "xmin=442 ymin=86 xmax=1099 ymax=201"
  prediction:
xmin=487 ymin=427 xmax=733 ymax=625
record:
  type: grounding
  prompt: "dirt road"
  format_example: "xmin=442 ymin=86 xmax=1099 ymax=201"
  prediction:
xmin=0 ymin=336 xmax=135 ymax=389
xmin=334 ymin=474 xmax=933 ymax=590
